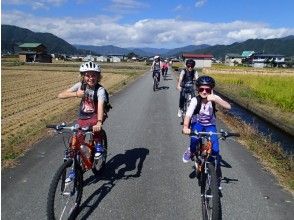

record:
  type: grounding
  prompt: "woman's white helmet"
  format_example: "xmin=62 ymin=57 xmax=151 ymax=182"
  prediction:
xmin=79 ymin=61 xmax=101 ymax=73
xmin=154 ymin=55 xmax=160 ymax=62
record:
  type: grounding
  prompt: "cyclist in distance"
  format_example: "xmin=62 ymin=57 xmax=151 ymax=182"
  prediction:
xmin=58 ymin=61 xmax=107 ymax=161
xmin=161 ymin=59 xmax=169 ymax=76
xmin=151 ymin=55 xmax=162 ymax=83
xmin=177 ymin=59 xmax=199 ymax=117
xmin=181 ymin=76 xmax=231 ymax=186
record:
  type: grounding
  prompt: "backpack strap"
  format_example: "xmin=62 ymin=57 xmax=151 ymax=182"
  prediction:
xmin=93 ymin=83 xmax=101 ymax=104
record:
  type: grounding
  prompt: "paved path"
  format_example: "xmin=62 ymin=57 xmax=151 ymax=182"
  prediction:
xmin=2 ymin=69 xmax=293 ymax=220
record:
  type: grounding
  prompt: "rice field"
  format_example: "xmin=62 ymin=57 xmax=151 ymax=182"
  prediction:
xmin=1 ymin=61 xmax=149 ymax=164
xmin=202 ymin=65 xmax=294 ymax=134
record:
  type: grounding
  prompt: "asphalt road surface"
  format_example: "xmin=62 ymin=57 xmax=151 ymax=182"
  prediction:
xmin=2 ymin=69 xmax=294 ymax=220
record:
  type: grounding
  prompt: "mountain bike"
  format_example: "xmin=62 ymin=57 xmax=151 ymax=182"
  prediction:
xmin=153 ymin=71 xmax=160 ymax=91
xmin=46 ymin=123 xmax=107 ymax=220
xmin=189 ymin=130 xmax=240 ymax=220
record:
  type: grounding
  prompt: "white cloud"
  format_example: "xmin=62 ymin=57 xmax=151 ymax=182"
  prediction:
xmin=195 ymin=0 xmax=207 ymax=8
xmin=105 ymin=0 xmax=149 ymax=14
xmin=173 ymin=4 xmax=183 ymax=12
xmin=2 ymin=11 xmax=294 ymax=48
xmin=2 ymin=0 xmax=68 ymax=9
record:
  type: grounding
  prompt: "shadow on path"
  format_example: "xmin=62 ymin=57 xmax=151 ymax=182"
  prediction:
xmin=76 ymin=147 xmax=149 ymax=219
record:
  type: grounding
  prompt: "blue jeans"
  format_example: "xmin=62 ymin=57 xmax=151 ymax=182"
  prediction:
xmin=190 ymin=122 xmax=219 ymax=156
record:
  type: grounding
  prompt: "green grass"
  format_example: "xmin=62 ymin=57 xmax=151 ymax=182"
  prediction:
xmin=210 ymin=74 xmax=294 ymax=112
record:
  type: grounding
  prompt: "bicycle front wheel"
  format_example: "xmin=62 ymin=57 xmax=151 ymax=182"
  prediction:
xmin=47 ymin=159 xmax=83 ymax=220
xmin=200 ymin=162 xmax=221 ymax=220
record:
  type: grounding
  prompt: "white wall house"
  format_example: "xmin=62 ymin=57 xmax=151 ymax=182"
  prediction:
xmin=182 ymin=53 xmax=213 ymax=68
xmin=252 ymin=54 xmax=285 ymax=68
xmin=96 ymin=56 xmax=108 ymax=62
xmin=225 ymin=53 xmax=243 ymax=66
xmin=82 ymin=55 xmax=94 ymax=62
xmin=110 ymin=56 xmax=121 ymax=62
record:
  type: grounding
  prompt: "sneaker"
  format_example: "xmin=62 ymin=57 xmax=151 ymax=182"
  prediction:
xmin=65 ymin=170 xmax=75 ymax=183
xmin=95 ymin=143 xmax=104 ymax=158
xmin=182 ymin=148 xmax=191 ymax=163
xmin=177 ymin=109 xmax=182 ymax=118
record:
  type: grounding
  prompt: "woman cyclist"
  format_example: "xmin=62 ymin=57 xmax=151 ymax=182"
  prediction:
xmin=151 ymin=55 xmax=162 ymax=83
xmin=177 ymin=59 xmax=199 ymax=117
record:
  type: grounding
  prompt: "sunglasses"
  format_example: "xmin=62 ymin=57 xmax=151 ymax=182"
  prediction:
xmin=186 ymin=64 xmax=193 ymax=68
xmin=85 ymin=74 xmax=96 ymax=78
xmin=198 ymin=87 xmax=212 ymax=93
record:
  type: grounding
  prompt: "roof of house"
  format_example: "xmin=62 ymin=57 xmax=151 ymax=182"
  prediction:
xmin=241 ymin=51 xmax=255 ymax=57
xmin=253 ymin=54 xmax=285 ymax=58
xmin=225 ymin=53 xmax=242 ymax=58
xmin=182 ymin=53 xmax=213 ymax=59
xmin=18 ymin=43 xmax=44 ymax=48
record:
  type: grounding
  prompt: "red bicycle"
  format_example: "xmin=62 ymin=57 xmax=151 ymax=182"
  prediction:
xmin=46 ymin=123 xmax=107 ymax=219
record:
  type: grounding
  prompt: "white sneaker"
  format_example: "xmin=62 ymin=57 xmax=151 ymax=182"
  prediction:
xmin=177 ymin=109 xmax=182 ymax=118
xmin=94 ymin=152 xmax=102 ymax=159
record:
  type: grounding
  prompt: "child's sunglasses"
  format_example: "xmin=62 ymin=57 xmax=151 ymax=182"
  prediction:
xmin=198 ymin=87 xmax=212 ymax=93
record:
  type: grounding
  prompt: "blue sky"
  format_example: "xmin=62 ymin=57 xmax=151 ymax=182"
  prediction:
xmin=2 ymin=0 xmax=294 ymax=48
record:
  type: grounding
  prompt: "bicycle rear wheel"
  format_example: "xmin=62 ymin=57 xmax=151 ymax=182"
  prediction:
xmin=47 ymin=159 xmax=83 ymax=220
xmin=200 ymin=162 xmax=221 ymax=220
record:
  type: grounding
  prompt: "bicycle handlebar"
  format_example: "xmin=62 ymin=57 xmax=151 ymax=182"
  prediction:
xmin=46 ymin=123 xmax=93 ymax=132
xmin=189 ymin=130 xmax=240 ymax=139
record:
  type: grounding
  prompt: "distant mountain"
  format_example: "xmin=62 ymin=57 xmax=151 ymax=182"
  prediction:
xmin=1 ymin=24 xmax=81 ymax=54
xmin=163 ymin=44 xmax=210 ymax=57
xmin=188 ymin=36 xmax=294 ymax=59
xmin=75 ymin=44 xmax=130 ymax=56
xmin=75 ymin=45 xmax=170 ymax=57
xmin=129 ymin=47 xmax=170 ymax=56
xmin=3 ymin=24 xmax=294 ymax=58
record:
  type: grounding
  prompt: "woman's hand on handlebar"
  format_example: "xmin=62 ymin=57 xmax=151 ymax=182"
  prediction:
xmin=182 ymin=127 xmax=191 ymax=135
xmin=93 ymin=121 xmax=102 ymax=132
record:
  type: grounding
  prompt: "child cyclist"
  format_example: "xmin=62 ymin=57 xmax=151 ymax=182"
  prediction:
xmin=181 ymin=76 xmax=231 ymax=187
xmin=58 ymin=61 xmax=107 ymax=160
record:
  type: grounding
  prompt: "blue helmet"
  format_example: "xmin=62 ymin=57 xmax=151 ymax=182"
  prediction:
xmin=196 ymin=75 xmax=215 ymax=88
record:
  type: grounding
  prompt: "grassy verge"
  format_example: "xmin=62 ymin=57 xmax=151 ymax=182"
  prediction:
xmin=218 ymin=110 xmax=294 ymax=193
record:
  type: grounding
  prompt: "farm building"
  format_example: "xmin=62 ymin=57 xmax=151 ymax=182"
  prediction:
xmin=182 ymin=53 xmax=213 ymax=68
xmin=18 ymin=43 xmax=52 ymax=63
xmin=251 ymin=53 xmax=285 ymax=68
xmin=96 ymin=56 xmax=108 ymax=62
xmin=225 ymin=53 xmax=243 ymax=66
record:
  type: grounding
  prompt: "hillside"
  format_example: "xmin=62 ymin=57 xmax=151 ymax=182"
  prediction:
xmin=1 ymin=24 xmax=79 ymax=54
xmin=188 ymin=37 xmax=294 ymax=59
xmin=2 ymin=24 xmax=294 ymax=58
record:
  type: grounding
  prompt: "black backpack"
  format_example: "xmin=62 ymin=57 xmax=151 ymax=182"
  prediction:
xmin=193 ymin=95 xmax=217 ymax=116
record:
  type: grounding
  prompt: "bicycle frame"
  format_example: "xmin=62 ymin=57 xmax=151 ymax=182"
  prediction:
xmin=189 ymin=130 xmax=240 ymax=220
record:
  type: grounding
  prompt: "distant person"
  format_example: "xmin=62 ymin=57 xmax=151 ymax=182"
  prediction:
xmin=177 ymin=59 xmax=199 ymax=117
xmin=150 ymin=55 xmax=162 ymax=82
xmin=161 ymin=59 xmax=169 ymax=77
xmin=58 ymin=61 xmax=110 ymax=181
